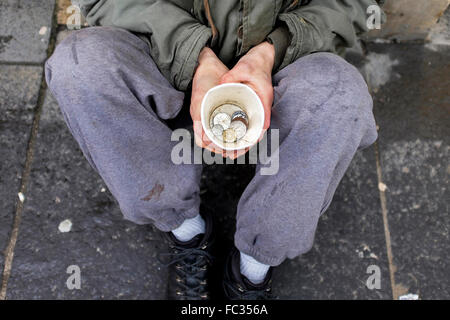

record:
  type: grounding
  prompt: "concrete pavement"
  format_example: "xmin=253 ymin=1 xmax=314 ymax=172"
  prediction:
xmin=0 ymin=1 xmax=448 ymax=299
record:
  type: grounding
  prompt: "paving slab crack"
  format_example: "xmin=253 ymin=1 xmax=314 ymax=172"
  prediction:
xmin=0 ymin=79 xmax=45 ymax=300
xmin=374 ymin=141 xmax=398 ymax=300
xmin=0 ymin=61 xmax=44 ymax=66
xmin=0 ymin=4 xmax=58 ymax=300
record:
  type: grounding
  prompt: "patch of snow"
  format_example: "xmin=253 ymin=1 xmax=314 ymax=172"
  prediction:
xmin=39 ymin=26 xmax=48 ymax=36
xmin=18 ymin=192 xmax=25 ymax=203
xmin=371 ymin=38 xmax=393 ymax=44
xmin=378 ymin=182 xmax=388 ymax=192
xmin=362 ymin=53 xmax=399 ymax=90
xmin=58 ymin=219 xmax=72 ymax=233
xmin=399 ymin=293 xmax=419 ymax=300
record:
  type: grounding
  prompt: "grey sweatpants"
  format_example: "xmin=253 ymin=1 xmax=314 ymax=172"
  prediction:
xmin=45 ymin=27 xmax=377 ymax=266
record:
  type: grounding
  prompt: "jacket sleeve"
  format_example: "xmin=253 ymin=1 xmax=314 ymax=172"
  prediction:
xmin=269 ymin=0 xmax=386 ymax=71
xmin=72 ymin=0 xmax=212 ymax=91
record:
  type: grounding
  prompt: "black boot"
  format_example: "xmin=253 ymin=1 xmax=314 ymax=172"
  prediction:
xmin=223 ymin=247 xmax=274 ymax=300
xmin=161 ymin=212 xmax=214 ymax=300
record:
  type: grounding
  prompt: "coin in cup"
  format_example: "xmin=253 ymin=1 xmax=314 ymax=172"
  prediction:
xmin=223 ymin=128 xmax=237 ymax=143
xmin=230 ymin=120 xmax=247 ymax=140
xmin=211 ymin=124 xmax=224 ymax=139
xmin=213 ymin=112 xmax=231 ymax=129
xmin=231 ymin=111 xmax=248 ymax=124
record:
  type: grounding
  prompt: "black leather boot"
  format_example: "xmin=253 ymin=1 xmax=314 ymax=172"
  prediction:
xmin=223 ymin=247 xmax=274 ymax=300
xmin=162 ymin=212 xmax=214 ymax=300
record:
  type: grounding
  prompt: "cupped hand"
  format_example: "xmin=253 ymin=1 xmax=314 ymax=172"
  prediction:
xmin=219 ymin=41 xmax=275 ymax=132
xmin=190 ymin=47 xmax=229 ymax=156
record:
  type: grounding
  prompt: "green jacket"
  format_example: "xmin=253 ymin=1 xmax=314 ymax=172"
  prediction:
xmin=73 ymin=0 xmax=385 ymax=91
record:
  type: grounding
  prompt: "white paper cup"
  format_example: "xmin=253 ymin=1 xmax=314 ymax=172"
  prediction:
xmin=200 ymin=83 xmax=264 ymax=151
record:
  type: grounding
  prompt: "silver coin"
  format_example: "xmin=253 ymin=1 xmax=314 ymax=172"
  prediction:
xmin=213 ymin=112 xmax=231 ymax=129
xmin=211 ymin=124 xmax=224 ymax=138
xmin=231 ymin=110 xmax=248 ymax=121
xmin=222 ymin=128 xmax=237 ymax=143
xmin=230 ymin=120 xmax=247 ymax=140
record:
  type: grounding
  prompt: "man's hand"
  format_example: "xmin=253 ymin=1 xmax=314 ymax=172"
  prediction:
xmin=220 ymin=41 xmax=275 ymax=132
xmin=190 ymin=47 xmax=229 ymax=156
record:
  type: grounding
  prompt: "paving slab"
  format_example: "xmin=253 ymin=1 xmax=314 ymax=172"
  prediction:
xmin=370 ymin=43 xmax=449 ymax=299
xmin=201 ymin=147 xmax=391 ymax=299
xmin=5 ymin=91 xmax=167 ymax=299
xmin=0 ymin=0 xmax=55 ymax=63
xmin=272 ymin=147 xmax=391 ymax=299
xmin=4 ymin=89 xmax=390 ymax=299
xmin=0 ymin=65 xmax=42 ymax=281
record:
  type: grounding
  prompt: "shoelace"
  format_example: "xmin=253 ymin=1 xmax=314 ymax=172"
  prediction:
xmin=224 ymin=280 xmax=273 ymax=300
xmin=159 ymin=244 xmax=213 ymax=299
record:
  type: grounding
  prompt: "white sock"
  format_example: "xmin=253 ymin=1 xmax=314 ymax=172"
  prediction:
xmin=171 ymin=214 xmax=205 ymax=242
xmin=239 ymin=252 xmax=270 ymax=285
